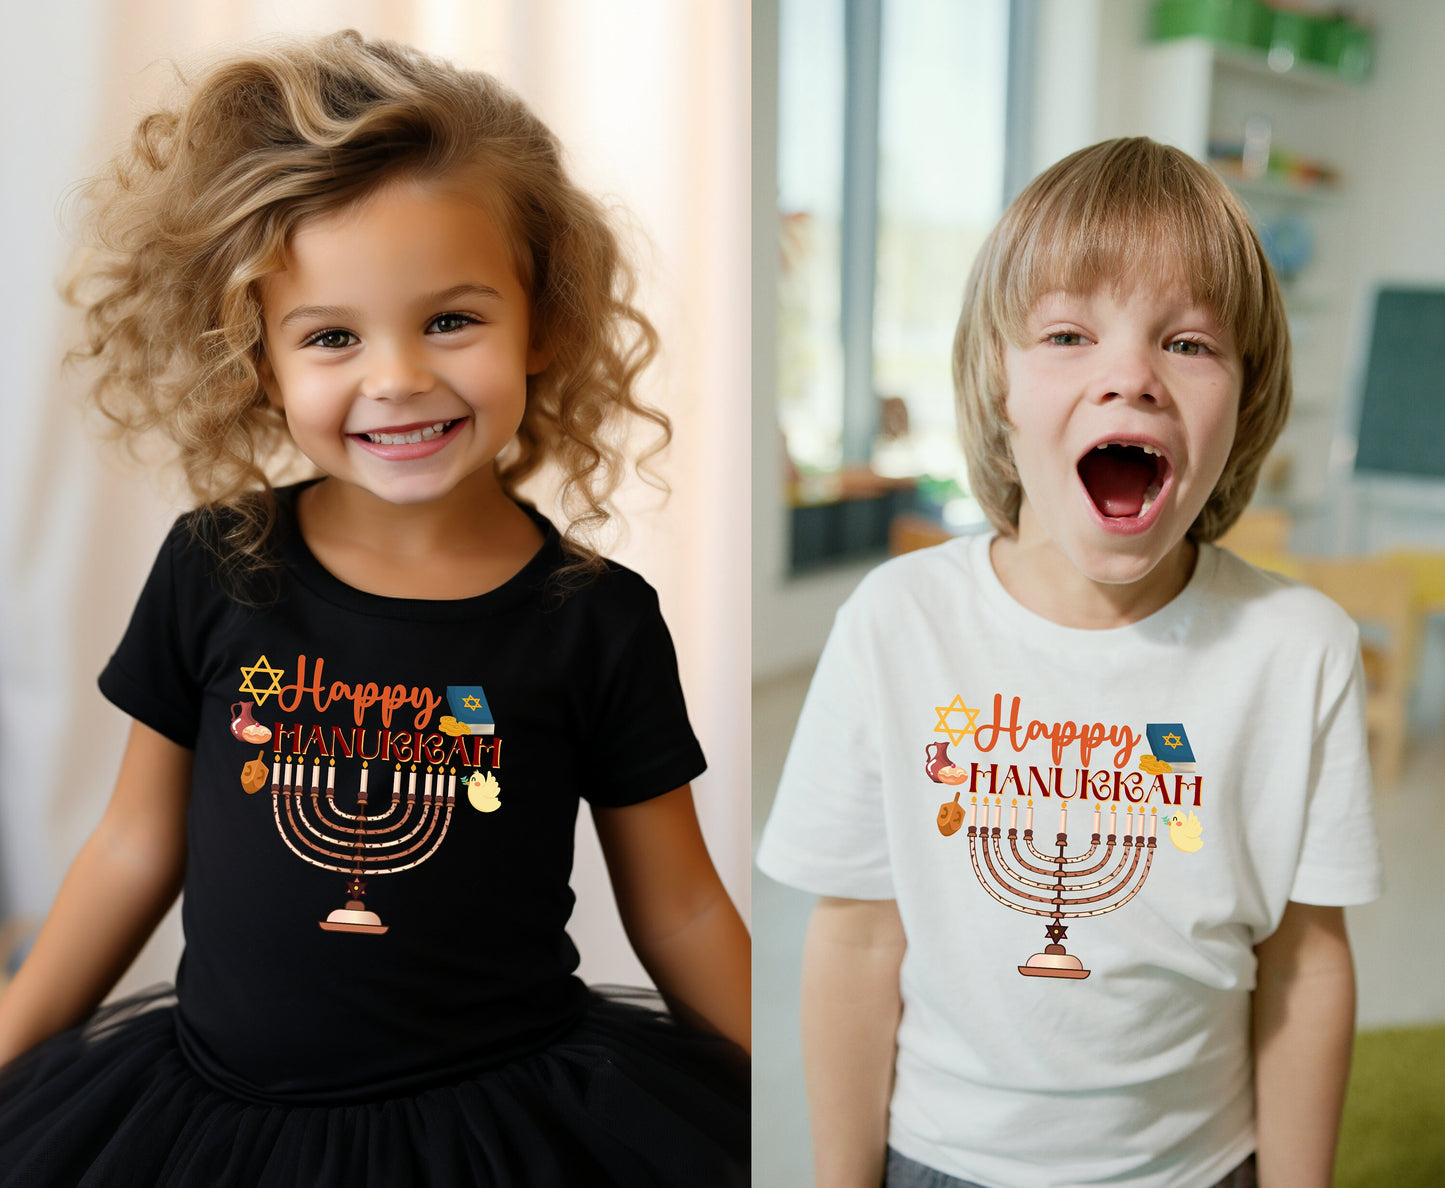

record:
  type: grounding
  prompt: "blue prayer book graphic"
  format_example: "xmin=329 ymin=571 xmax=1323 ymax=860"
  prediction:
xmin=446 ymin=685 xmax=495 ymax=735
xmin=1146 ymin=723 xmax=1196 ymax=771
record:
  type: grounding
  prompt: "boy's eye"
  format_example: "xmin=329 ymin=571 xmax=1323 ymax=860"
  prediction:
xmin=1047 ymin=332 xmax=1085 ymax=346
xmin=429 ymin=312 xmax=479 ymax=334
xmin=305 ymin=329 xmax=358 ymax=350
xmin=1168 ymin=339 xmax=1210 ymax=356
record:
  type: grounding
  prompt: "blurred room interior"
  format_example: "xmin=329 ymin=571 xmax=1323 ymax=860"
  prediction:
xmin=753 ymin=0 xmax=1445 ymax=1183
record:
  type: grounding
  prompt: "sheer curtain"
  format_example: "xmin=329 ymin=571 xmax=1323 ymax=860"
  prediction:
xmin=0 ymin=0 xmax=749 ymax=992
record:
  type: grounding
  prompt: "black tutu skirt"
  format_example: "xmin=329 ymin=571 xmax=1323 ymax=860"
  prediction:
xmin=0 ymin=985 xmax=747 ymax=1187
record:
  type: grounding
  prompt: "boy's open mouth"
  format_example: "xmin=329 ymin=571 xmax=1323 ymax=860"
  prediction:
xmin=1077 ymin=441 xmax=1169 ymax=519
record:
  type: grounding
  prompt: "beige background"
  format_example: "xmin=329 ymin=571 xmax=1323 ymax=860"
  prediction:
xmin=0 ymin=0 xmax=750 ymax=993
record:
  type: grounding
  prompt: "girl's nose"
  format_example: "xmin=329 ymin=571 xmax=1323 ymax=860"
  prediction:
xmin=360 ymin=342 xmax=435 ymax=402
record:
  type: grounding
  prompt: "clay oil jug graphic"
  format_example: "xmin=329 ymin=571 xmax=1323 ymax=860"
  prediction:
xmin=926 ymin=741 xmax=968 ymax=837
xmin=230 ymin=701 xmax=272 ymax=745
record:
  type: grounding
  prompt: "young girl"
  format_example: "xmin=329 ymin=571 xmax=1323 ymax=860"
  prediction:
xmin=759 ymin=138 xmax=1381 ymax=1188
xmin=0 ymin=30 xmax=748 ymax=1187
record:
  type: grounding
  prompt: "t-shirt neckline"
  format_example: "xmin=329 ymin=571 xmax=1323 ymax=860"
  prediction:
xmin=274 ymin=479 xmax=563 ymax=621
xmin=969 ymin=531 xmax=1216 ymax=649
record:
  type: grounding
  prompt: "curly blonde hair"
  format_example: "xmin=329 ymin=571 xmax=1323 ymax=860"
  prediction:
xmin=68 ymin=29 xmax=667 ymax=589
xmin=953 ymin=137 xmax=1291 ymax=542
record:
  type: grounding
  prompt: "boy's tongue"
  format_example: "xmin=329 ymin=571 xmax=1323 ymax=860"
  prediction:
xmin=1078 ymin=447 xmax=1156 ymax=518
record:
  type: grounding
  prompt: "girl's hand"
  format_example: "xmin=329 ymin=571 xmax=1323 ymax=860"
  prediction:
xmin=591 ymin=785 xmax=750 ymax=1054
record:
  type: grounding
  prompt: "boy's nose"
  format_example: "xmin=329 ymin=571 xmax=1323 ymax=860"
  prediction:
xmin=1094 ymin=344 xmax=1164 ymax=406
xmin=360 ymin=343 xmax=435 ymax=402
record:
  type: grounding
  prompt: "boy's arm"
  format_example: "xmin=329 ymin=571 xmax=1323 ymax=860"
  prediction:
xmin=591 ymin=785 xmax=750 ymax=1053
xmin=1252 ymin=900 xmax=1356 ymax=1187
xmin=0 ymin=721 xmax=191 ymax=1066
xmin=802 ymin=895 xmax=906 ymax=1188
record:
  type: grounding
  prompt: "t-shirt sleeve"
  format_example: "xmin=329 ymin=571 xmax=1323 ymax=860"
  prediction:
xmin=1289 ymin=637 xmax=1384 ymax=906
xmin=756 ymin=586 xmax=893 ymax=899
xmin=97 ymin=519 xmax=206 ymax=748
xmin=582 ymin=579 xmax=706 ymax=807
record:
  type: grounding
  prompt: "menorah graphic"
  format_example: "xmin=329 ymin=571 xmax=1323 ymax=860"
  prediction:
xmin=269 ymin=756 xmax=457 ymax=934
xmin=940 ymin=789 xmax=1158 ymax=979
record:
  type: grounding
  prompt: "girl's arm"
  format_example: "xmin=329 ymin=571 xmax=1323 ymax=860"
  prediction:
xmin=0 ymin=721 xmax=191 ymax=1066
xmin=1252 ymin=900 xmax=1357 ymax=1187
xmin=591 ymin=785 xmax=750 ymax=1053
xmin=801 ymin=896 xmax=905 ymax=1188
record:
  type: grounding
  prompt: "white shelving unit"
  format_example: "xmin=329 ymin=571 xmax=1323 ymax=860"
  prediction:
xmin=1138 ymin=35 xmax=1370 ymax=508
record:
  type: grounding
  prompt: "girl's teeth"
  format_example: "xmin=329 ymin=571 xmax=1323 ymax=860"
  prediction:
xmin=1139 ymin=482 xmax=1162 ymax=515
xmin=364 ymin=420 xmax=452 ymax=445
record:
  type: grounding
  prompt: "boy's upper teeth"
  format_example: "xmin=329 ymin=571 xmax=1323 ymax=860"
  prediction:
xmin=363 ymin=420 xmax=453 ymax=445
xmin=1094 ymin=441 xmax=1162 ymax=456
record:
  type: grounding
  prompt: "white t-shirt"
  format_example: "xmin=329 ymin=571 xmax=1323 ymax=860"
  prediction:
xmin=757 ymin=533 xmax=1383 ymax=1188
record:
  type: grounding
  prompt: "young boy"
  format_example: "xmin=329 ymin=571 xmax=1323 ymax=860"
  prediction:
xmin=757 ymin=138 xmax=1383 ymax=1188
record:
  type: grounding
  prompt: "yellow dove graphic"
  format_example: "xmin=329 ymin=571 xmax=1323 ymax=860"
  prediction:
xmin=1165 ymin=811 xmax=1203 ymax=853
xmin=466 ymin=770 xmax=502 ymax=813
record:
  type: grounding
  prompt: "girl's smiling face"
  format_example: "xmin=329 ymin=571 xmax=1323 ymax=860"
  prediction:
xmin=259 ymin=179 xmax=546 ymax=508
xmin=1003 ymin=282 xmax=1243 ymax=596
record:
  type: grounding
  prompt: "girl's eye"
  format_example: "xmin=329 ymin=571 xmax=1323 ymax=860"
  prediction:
xmin=305 ymin=329 xmax=357 ymax=350
xmin=1168 ymin=339 xmax=1210 ymax=356
xmin=1047 ymin=331 xmax=1085 ymax=346
xmin=430 ymin=312 xmax=479 ymax=334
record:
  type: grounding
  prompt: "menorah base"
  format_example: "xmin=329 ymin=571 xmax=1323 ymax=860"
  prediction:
xmin=319 ymin=900 xmax=389 ymax=934
xmin=1018 ymin=944 xmax=1090 ymax=979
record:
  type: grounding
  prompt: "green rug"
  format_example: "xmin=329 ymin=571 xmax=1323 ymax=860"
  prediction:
xmin=1336 ymin=1024 xmax=1445 ymax=1185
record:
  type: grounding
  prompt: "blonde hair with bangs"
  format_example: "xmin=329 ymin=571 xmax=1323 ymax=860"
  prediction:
xmin=67 ymin=29 xmax=666 ymax=589
xmin=953 ymin=136 xmax=1291 ymax=541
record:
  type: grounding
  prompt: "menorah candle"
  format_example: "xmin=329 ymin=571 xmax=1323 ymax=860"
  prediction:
xmin=1091 ymin=804 xmax=1101 ymax=834
xmin=968 ymin=797 xmax=977 ymax=829
xmin=271 ymin=759 xmax=280 ymax=789
xmin=283 ymin=760 xmax=293 ymax=790
xmin=393 ymin=767 xmax=402 ymax=796
xmin=360 ymin=764 xmax=368 ymax=796
xmin=311 ymin=762 xmax=320 ymax=791
xmin=1150 ymin=810 xmax=1158 ymax=838
xmin=448 ymin=770 xmax=456 ymax=798
xmin=993 ymin=798 xmax=1002 ymax=830
xmin=1109 ymin=806 xmax=1118 ymax=835
xmin=1024 ymin=800 xmax=1033 ymax=832
xmin=327 ymin=762 xmax=335 ymax=792
xmin=1058 ymin=803 xmax=1067 ymax=834
xmin=1009 ymin=800 xmax=1017 ymax=830
xmin=408 ymin=767 xmax=417 ymax=798
xmin=424 ymin=768 xmax=432 ymax=796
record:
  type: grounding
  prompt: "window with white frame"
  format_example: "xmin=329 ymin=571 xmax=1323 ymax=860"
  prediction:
xmin=776 ymin=0 xmax=1024 ymax=568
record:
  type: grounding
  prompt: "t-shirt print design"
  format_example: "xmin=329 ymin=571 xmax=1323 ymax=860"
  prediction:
xmin=230 ymin=652 xmax=503 ymax=936
xmin=927 ymin=692 xmax=1207 ymax=980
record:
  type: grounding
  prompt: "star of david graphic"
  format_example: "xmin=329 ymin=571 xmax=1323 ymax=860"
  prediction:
xmin=933 ymin=695 xmax=980 ymax=747
xmin=238 ymin=655 xmax=285 ymax=706
xmin=1162 ymin=732 xmax=1183 ymax=750
xmin=1045 ymin=922 xmax=1069 ymax=943
xmin=462 ymin=696 xmax=483 ymax=711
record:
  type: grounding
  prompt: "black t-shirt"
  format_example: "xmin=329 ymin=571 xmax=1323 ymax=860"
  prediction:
xmin=98 ymin=484 xmax=705 ymax=1102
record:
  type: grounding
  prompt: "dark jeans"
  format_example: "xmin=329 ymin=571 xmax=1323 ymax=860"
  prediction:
xmin=884 ymin=1147 xmax=1258 ymax=1188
